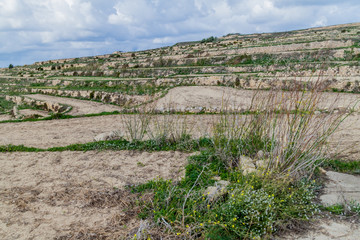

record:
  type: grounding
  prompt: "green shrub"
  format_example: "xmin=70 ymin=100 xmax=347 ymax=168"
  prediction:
xmin=201 ymin=36 xmax=217 ymax=43
xmin=133 ymin=152 xmax=319 ymax=239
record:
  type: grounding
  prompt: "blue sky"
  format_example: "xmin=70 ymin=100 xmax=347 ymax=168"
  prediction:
xmin=1 ymin=0 xmax=360 ymax=68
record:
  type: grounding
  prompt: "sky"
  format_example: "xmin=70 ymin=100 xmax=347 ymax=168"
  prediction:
xmin=1 ymin=0 xmax=360 ymax=68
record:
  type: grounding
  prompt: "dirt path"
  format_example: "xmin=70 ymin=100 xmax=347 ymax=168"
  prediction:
xmin=0 ymin=151 xmax=191 ymax=240
xmin=24 ymin=94 xmax=122 ymax=115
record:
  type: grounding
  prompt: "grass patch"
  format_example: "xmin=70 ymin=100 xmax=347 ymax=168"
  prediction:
xmin=0 ymin=96 xmax=15 ymax=114
xmin=322 ymin=159 xmax=360 ymax=174
xmin=322 ymin=202 xmax=360 ymax=216
xmin=0 ymin=137 xmax=212 ymax=153
xmin=0 ymin=145 xmax=44 ymax=152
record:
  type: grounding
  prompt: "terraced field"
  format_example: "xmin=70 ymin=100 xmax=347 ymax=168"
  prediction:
xmin=1 ymin=23 xmax=360 ymax=239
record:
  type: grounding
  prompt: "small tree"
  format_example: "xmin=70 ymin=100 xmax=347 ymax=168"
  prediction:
xmin=8 ymin=64 xmax=14 ymax=69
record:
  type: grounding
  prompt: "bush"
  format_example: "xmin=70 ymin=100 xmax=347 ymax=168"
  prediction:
xmin=133 ymin=152 xmax=320 ymax=239
xmin=8 ymin=64 xmax=14 ymax=69
xmin=201 ymin=36 xmax=217 ymax=43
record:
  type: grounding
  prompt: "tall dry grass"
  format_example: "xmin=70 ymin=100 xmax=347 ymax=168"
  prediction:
xmin=212 ymin=79 xmax=351 ymax=179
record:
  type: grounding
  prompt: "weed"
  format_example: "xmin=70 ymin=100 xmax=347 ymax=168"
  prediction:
xmin=322 ymin=201 xmax=360 ymax=216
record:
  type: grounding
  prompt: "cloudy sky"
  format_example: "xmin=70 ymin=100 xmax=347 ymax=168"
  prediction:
xmin=1 ymin=0 xmax=359 ymax=67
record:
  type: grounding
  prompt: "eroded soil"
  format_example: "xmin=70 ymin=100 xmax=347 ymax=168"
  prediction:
xmin=0 ymin=151 xmax=190 ymax=239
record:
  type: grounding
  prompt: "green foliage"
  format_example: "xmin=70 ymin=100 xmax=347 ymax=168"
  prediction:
xmin=322 ymin=159 xmax=360 ymax=174
xmin=0 ymin=97 xmax=15 ymax=113
xmin=201 ymin=36 xmax=217 ymax=43
xmin=323 ymin=202 xmax=360 ymax=216
xmin=0 ymin=144 xmax=43 ymax=152
xmin=133 ymin=152 xmax=319 ymax=239
xmin=8 ymin=64 xmax=14 ymax=69
xmin=0 ymin=137 xmax=213 ymax=153
xmin=226 ymin=55 xmax=253 ymax=65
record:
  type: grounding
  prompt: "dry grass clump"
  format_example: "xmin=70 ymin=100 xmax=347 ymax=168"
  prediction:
xmin=121 ymin=104 xmax=194 ymax=144
xmin=212 ymin=79 xmax=351 ymax=179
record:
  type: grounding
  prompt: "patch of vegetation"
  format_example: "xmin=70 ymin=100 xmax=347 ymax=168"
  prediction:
xmin=322 ymin=159 xmax=360 ymax=174
xmin=0 ymin=145 xmax=44 ymax=152
xmin=125 ymin=85 xmax=349 ymax=238
xmin=0 ymin=97 xmax=15 ymax=114
xmin=0 ymin=136 xmax=212 ymax=153
xmin=49 ymin=136 xmax=211 ymax=152
xmin=226 ymin=55 xmax=253 ymax=65
xmin=322 ymin=202 xmax=360 ymax=216
xmin=132 ymin=151 xmax=320 ymax=239
xmin=201 ymin=36 xmax=217 ymax=43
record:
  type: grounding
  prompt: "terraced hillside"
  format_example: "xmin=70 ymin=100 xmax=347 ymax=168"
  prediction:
xmin=1 ymin=23 xmax=360 ymax=239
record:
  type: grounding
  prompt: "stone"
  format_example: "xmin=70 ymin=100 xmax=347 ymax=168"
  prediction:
xmin=240 ymin=155 xmax=257 ymax=175
xmin=205 ymin=180 xmax=230 ymax=201
xmin=11 ymin=105 xmax=21 ymax=118
xmin=320 ymin=171 xmax=360 ymax=206
xmin=255 ymin=159 xmax=268 ymax=170
xmin=94 ymin=131 xmax=121 ymax=141
xmin=256 ymin=150 xmax=265 ymax=159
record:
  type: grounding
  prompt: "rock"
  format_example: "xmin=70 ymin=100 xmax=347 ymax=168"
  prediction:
xmin=240 ymin=155 xmax=257 ymax=174
xmin=279 ymin=220 xmax=360 ymax=240
xmin=94 ymin=131 xmax=121 ymax=141
xmin=255 ymin=159 xmax=268 ymax=170
xmin=320 ymin=171 xmax=360 ymax=206
xmin=212 ymin=176 xmax=221 ymax=181
xmin=318 ymin=167 xmax=327 ymax=174
xmin=205 ymin=180 xmax=230 ymax=201
xmin=256 ymin=150 xmax=265 ymax=159
xmin=10 ymin=106 xmax=22 ymax=119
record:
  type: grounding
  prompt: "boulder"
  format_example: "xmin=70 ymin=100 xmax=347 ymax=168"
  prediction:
xmin=240 ymin=155 xmax=257 ymax=174
xmin=205 ymin=180 xmax=230 ymax=201
xmin=10 ymin=106 xmax=22 ymax=119
xmin=320 ymin=171 xmax=360 ymax=206
xmin=94 ymin=131 xmax=121 ymax=141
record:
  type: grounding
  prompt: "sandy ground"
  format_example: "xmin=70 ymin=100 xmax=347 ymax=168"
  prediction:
xmin=19 ymin=109 xmax=49 ymax=118
xmin=0 ymin=151 xmax=191 ymax=240
xmin=0 ymin=114 xmax=11 ymax=121
xmin=24 ymin=94 xmax=122 ymax=115
xmin=155 ymin=86 xmax=360 ymax=112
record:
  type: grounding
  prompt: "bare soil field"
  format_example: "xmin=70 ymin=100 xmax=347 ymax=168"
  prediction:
xmin=155 ymin=86 xmax=360 ymax=112
xmin=0 ymin=151 xmax=191 ymax=240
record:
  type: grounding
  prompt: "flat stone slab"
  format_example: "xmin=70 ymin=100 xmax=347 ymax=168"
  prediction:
xmin=320 ymin=171 xmax=360 ymax=206
xmin=280 ymin=219 xmax=360 ymax=240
